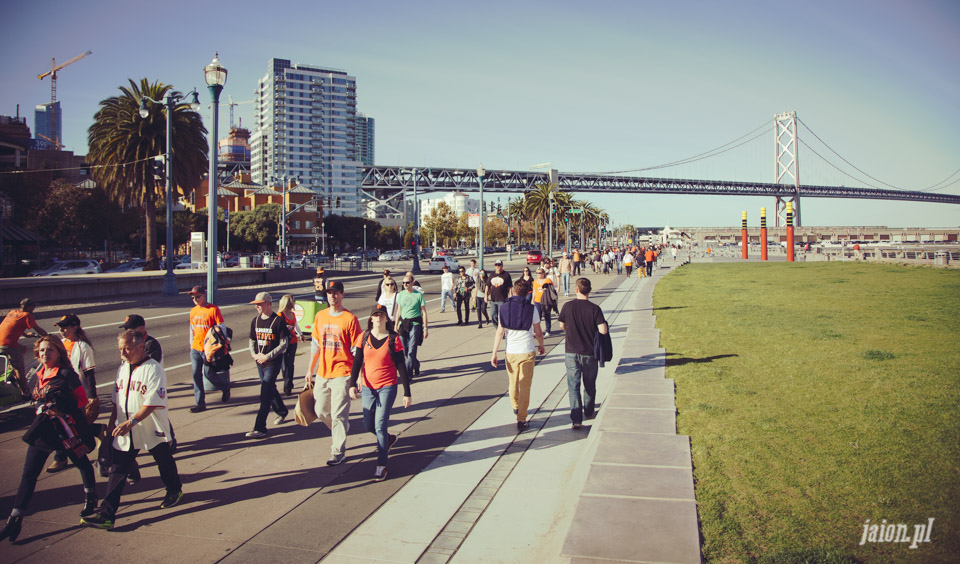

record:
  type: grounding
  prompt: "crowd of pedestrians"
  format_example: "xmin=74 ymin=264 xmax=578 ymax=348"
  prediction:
xmin=0 ymin=246 xmax=641 ymax=542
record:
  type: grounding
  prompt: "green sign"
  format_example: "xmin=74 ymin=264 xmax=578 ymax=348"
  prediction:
xmin=568 ymin=208 xmax=583 ymax=214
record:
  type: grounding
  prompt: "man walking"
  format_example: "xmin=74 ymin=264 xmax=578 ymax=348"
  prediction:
xmin=120 ymin=314 xmax=162 ymax=364
xmin=439 ymin=265 xmax=454 ymax=313
xmin=558 ymin=278 xmax=609 ymax=429
xmin=81 ymin=330 xmax=182 ymax=530
xmin=313 ymin=267 xmax=330 ymax=309
xmin=558 ymin=253 xmax=572 ymax=297
xmin=487 ymin=260 xmax=513 ymax=327
xmin=187 ymin=286 xmax=227 ymax=412
xmin=246 ymin=292 xmax=289 ymax=439
xmin=307 ymin=281 xmax=362 ymax=465
xmin=572 ymin=249 xmax=581 ymax=275
xmin=490 ymin=279 xmax=544 ymax=432
xmin=644 ymin=247 xmax=656 ymax=277
xmin=623 ymin=249 xmax=635 ymax=277
xmin=395 ymin=273 xmax=429 ymax=380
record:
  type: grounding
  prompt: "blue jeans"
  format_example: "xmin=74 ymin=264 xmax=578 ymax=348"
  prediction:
xmin=565 ymin=353 xmax=599 ymax=425
xmin=190 ymin=349 xmax=212 ymax=406
xmin=281 ymin=342 xmax=298 ymax=393
xmin=362 ymin=385 xmax=397 ymax=466
xmin=490 ymin=301 xmax=504 ymax=327
xmin=440 ymin=289 xmax=454 ymax=312
xmin=562 ymin=273 xmax=570 ymax=295
xmin=255 ymin=361 xmax=287 ymax=432
xmin=400 ymin=323 xmax=423 ymax=378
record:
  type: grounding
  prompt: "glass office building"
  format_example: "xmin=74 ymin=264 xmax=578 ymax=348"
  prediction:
xmin=251 ymin=58 xmax=369 ymax=217
xmin=34 ymin=102 xmax=61 ymax=149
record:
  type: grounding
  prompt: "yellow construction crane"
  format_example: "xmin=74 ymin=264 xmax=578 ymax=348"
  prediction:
xmin=226 ymin=94 xmax=254 ymax=129
xmin=37 ymin=50 xmax=93 ymax=149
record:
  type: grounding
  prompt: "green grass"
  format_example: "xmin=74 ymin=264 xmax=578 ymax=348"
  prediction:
xmin=653 ymin=262 xmax=960 ymax=564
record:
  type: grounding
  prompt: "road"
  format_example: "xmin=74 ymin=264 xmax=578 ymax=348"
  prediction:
xmin=0 ymin=256 xmax=634 ymax=562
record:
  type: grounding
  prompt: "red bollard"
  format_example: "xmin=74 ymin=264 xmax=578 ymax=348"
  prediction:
xmin=786 ymin=202 xmax=795 ymax=262
xmin=760 ymin=207 xmax=768 ymax=261
xmin=741 ymin=211 xmax=748 ymax=259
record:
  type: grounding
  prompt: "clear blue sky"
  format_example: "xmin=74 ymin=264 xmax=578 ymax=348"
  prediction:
xmin=2 ymin=0 xmax=958 ymax=228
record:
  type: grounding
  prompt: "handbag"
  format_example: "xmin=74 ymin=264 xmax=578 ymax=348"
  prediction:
xmin=294 ymin=387 xmax=317 ymax=426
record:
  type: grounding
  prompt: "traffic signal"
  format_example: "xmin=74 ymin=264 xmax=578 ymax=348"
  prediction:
xmin=152 ymin=155 xmax=165 ymax=181
xmin=564 ymin=216 xmax=569 ymax=223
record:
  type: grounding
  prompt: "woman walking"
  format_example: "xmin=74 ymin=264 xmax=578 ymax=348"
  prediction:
xmin=475 ymin=269 xmax=491 ymax=328
xmin=48 ymin=313 xmax=97 ymax=473
xmin=1 ymin=336 xmax=97 ymax=542
xmin=348 ymin=308 xmax=412 ymax=481
xmin=278 ymin=295 xmax=303 ymax=396
xmin=377 ymin=277 xmax=399 ymax=324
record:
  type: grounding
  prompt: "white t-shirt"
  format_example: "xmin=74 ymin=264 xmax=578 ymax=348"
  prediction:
xmin=441 ymin=271 xmax=454 ymax=291
xmin=623 ymin=252 xmax=635 ymax=265
xmin=66 ymin=338 xmax=95 ymax=374
xmin=502 ymin=306 xmax=541 ymax=355
xmin=112 ymin=358 xmax=173 ymax=451
xmin=377 ymin=293 xmax=398 ymax=320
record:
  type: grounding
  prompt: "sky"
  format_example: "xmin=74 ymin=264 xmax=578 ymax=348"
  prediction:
xmin=2 ymin=0 xmax=959 ymax=228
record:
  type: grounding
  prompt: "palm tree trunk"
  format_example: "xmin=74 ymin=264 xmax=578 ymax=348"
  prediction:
xmin=144 ymin=197 xmax=159 ymax=270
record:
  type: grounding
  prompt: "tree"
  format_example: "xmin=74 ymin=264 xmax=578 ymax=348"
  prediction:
xmin=229 ymin=204 xmax=279 ymax=250
xmin=87 ymin=78 xmax=208 ymax=270
xmin=421 ymin=201 xmax=458 ymax=248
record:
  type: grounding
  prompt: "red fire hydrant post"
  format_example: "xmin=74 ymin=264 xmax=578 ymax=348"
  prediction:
xmin=760 ymin=207 xmax=768 ymax=261
xmin=741 ymin=211 xmax=748 ymax=259
xmin=786 ymin=202 xmax=795 ymax=262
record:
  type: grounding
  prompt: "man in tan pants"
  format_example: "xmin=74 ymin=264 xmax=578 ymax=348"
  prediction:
xmin=490 ymin=279 xmax=545 ymax=432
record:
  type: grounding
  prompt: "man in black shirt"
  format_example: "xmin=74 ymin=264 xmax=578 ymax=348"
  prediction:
xmin=487 ymin=260 xmax=513 ymax=328
xmin=557 ymin=278 xmax=609 ymax=429
xmin=247 ymin=292 xmax=289 ymax=439
xmin=119 ymin=314 xmax=162 ymax=363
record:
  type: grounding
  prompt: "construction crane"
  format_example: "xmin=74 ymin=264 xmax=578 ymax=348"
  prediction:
xmin=37 ymin=50 xmax=93 ymax=149
xmin=226 ymin=94 xmax=254 ymax=129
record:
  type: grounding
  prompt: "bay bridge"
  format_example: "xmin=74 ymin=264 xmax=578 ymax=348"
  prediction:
xmin=358 ymin=113 xmax=960 ymax=227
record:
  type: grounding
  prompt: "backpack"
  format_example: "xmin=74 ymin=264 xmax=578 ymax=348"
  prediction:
xmin=498 ymin=295 xmax=535 ymax=331
xmin=361 ymin=329 xmax=398 ymax=355
xmin=203 ymin=324 xmax=234 ymax=371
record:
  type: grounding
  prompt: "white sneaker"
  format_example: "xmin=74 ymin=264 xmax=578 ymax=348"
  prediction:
xmin=544 ymin=331 xmax=551 ymax=337
xmin=374 ymin=465 xmax=388 ymax=481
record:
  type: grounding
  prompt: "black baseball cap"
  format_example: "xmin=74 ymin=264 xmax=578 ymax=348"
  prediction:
xmin=55 ymin=314 xmax=81 ymax=327
xmin=119 ymin=314 xmax=146 ymax=329
xmin=325 ymin=280 xmax=345 ymax=293
xmin=188 ymin=285 xmax=206 ymax=296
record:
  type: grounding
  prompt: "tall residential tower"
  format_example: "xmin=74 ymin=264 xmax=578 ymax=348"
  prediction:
xmin=251 ymin=58 xmax=370 ymax=217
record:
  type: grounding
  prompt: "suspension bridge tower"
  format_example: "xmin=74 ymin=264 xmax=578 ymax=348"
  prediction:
xmin=774 ymin=111 xmax=801 ymax=226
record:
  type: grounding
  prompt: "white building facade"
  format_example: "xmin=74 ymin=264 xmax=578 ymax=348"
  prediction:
xmin=251 ymin=58 xmax=369 ymax=217
xmin=419 ymin=192 xmax=480 ymax=224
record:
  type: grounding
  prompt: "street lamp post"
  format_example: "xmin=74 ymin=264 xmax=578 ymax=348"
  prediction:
xmin=204 ymin=52 xmax=227 ymax=304
xmin=401 ymin=168 xmax=421 ymax=273
xmin=321 ymin=221 xmax=326 ymax=255
xmin=363 ymin=224 xmax=367 ymax=254
xmin=139 ymin=88 xmax=200 ymax=295
xmin=477 ymin=165 xmax=486 ymax=270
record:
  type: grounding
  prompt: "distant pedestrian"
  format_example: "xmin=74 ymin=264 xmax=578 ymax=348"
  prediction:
xmin=1 ymin=336 xmax=97 ymax=542
xmin=454 ymin=266 xmax=475 ymax=326
xmin=558 ymin=278 xmax=609 ymax=429
xmin=47 ymin=314 xmax=97 ymax=473
xmin=487 ymin=260 xmax=513 ymax=326
xmin=278 ymin=294 xmax=304 ymax=396
xmin=375 ymin=269 xmax=392 ymax=303
xmin=349 ymin=307 xmax=411 ymax=481
xmin=307 ymin=281 xmax=362 ymax=465
xmin=644 ymin=248 xmax=655 ymax=276
xmin=395 ymin=274 xmax=429 ymax=380
xmin=491 ymin=279 xmax=545 ymax=433
xmin=188 ymin=286 xmax=227 ymax=412
xmin=475 ymin=269 xmax=491 ymax=328
xmin=572 ymin=249 xmax=582 ymax=275
xmin=313 ymin=267 xmax=330 ymax=309
xmin=558 ymin=254 xmax=572 ymax=296
xmin=81 ymin=330 xmax=183 ymax=530
xmin=532 ymin=267 xmax=556 ymax=337
xmin=671 ymin=246 xmax=678 ymax=261
xmin=623 ymin=250 xmax=635 ymax=276
xmin=377 ymin=277 xmax=399 ymax=323
xmin=0 ymin=298 xmax=48 ymax=395
xmin=246 ymin=292 xmax=289 ymax=438
xmin=439 ymin=265 xmax=454 ymax=313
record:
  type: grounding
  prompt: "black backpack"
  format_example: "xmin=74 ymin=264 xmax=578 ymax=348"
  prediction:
xmin=498 ymin=296 xmax=535 ymax=331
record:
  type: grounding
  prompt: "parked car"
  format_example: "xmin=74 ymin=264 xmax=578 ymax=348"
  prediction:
xmin=174 ymin=256 xmax=195 ymax=269
xmin=526 ymin=249 xmax=543 ymax=265
xmin=428 ymin=256 xmax=460 ymax=273
xmin=363 ymin=250 xmax=380 ymax=260
xmin=106 ymin=260 xmax=146 ymax=273
xmin=436 ymin=249 xmax=454 ymax=256
xmin=29 ymin=259 xmax=102 ymax=276
xmin=379 ymin=250 xmax=404 ymax=261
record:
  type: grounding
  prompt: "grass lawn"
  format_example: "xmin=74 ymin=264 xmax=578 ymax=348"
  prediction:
xmin=653 ymin=262 xmax=959 ymax=564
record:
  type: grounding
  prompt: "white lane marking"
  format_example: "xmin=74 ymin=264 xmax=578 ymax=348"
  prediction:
xmin=155 ymin=335 xmax=171 ymax=339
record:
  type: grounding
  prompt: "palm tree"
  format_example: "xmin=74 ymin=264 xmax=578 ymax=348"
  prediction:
xmin=88 ymin=78 xmax=208 ymax=269
xmin=507 ymin=196 xmax=528 ymax=246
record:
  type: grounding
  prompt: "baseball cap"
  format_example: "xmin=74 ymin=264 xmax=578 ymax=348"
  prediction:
xmin=494 ymin=260 xmax=503 ymax=265
xmin=316 ymin=267 xmax=325 ymax=274
xmin=55 ymin=314 xmax=80 ymax=327
xmin=250 ymin=291 xmax=272 ymax=304
xmin=369 ymin=306 xmax=387 ymax=317
xmin=20 ymin=298 xmax=35 ymax=309
xmin=188 ymin=285 xmax=206 ymax=296
xmin=325 ymin=280 xmax=345 ymax=293
xmin=119 ymin=314 xmax=146 ymax=329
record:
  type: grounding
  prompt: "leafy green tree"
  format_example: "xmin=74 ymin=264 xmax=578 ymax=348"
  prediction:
xmin=422 ymin=201 xmax=458 ymax=248
xmin=229 ymin=204 xmax=279 ymax=250
xmin=87 ymin=78 xmax=208 ymax=270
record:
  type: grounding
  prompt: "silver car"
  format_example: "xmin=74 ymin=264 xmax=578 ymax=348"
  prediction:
xmin=428 ymin=256 xmax=460 ymax=273
xmin=29 ymin=260 xmax=102 ymax=276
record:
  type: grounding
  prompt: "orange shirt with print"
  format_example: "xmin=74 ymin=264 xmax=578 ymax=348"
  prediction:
xmin=532 ymin=278 xmax=550 ymax=303
xmin=190 ymin=304 xmax=224 ymax=351
xmin=311 ymin=308 xmax=362 ymax=379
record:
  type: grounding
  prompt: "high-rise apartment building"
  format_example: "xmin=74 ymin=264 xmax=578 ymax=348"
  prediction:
xmin=34 ymin=102 xmax=61 ymax=149
xmin=251 ymin=58 xmax=369 ymax=217
xmin=356 ymin=113 xmax=374 ymax=166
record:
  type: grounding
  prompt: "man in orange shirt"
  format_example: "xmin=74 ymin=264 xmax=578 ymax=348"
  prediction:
xmin=0 ymin=298 xmax=48 ymax=394
xmin=187 ymin=286 xmax=226 ymax=412
xmin=644 ymin=248 xmax=656 ymax=277
xmin=307 ymin=280 xmax=362 ymax=466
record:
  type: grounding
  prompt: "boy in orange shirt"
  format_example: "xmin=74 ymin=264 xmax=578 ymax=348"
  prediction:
xmin=307 ymin=281 xmax=362 ymax=466
xmin=187 ymin=286 xmax=226 ymax=412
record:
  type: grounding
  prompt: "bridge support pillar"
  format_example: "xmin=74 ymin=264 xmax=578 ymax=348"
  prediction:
xmin=741 ymin=211 xmax=748 ymax=260
xmin=760 ymin=207 xmax=768 ymax=261
xmin=786 ymin=202 xmax=795 ymax=262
